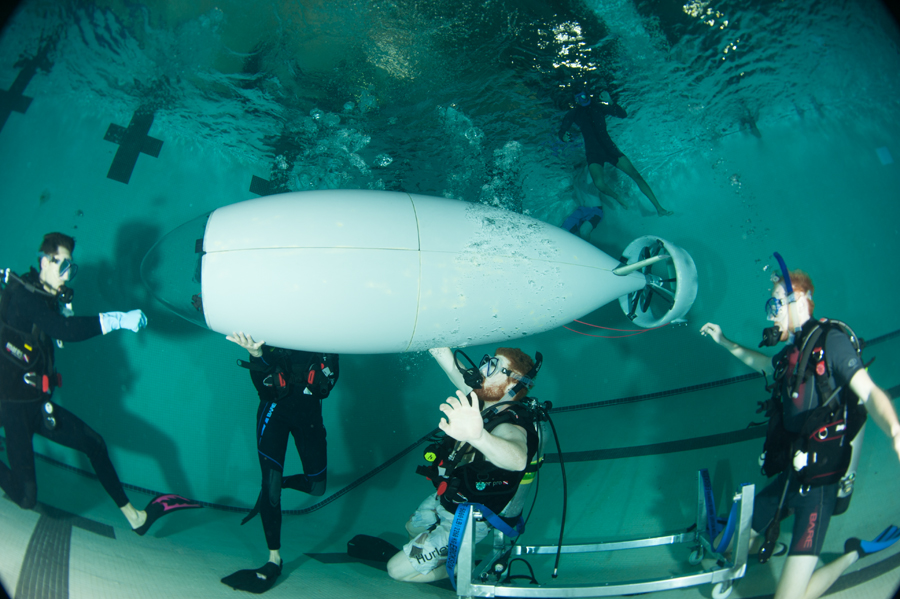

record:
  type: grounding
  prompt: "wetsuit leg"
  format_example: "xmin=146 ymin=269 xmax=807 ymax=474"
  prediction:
xmin=588 ymin=162 xmax=625 ymax=206
xmin=38 ymin=402 xmax=129 ymax=508
xmin=787 ymin=483 xmax=838 ymax=556
xmin=613 ymin=155 xmax=668 ymax=214
xmin=0 ymin=401 xmax=41 ymax=509
xmin=283 ymin=396 xmax=327 ymax=496
xmin=256 ymin=401 xmax=290 ymax=551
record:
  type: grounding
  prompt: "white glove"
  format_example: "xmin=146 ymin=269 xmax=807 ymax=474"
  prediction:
xmin=99 ymin=310 xmax=148 ymax=334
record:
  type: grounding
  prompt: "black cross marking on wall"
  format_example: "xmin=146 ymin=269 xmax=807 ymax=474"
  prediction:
xmin=249 ymin=175 xmax=274 ymax=196
xmin=103 ymin=108 xmax=163 ymax=184
xmin=249 ymin=174 xmax=290 ymax=196
xmin=11 ymin=500 xmax=115 ymax=599
xmin=0 ymin=33 xmax=58 ymax=135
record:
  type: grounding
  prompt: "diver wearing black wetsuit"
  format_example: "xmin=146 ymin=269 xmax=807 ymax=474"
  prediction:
xmin=558 ymin=100 xmax=626 ymax=167
xmin=1 ymin=234 xmax=199 ymax=535
xmin=0 ymin=268 xmax=129 ymax=510
xmin=222 ymin=333 xmax=338 ymax=593
xmin=558 ymin=90 xmax=671 ymax=216
xmin=245 ymin=346 xmax=337 ymax=547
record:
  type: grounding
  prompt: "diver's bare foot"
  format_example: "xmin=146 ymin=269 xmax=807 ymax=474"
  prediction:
xmin=657 ymin=209 xmax=673 ymax=216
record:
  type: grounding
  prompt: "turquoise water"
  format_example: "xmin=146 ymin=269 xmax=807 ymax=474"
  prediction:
xmin=1 ymin=1 xmax=900 ymax=597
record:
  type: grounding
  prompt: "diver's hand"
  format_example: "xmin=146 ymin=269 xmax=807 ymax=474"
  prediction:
xmin=227 ymin=331 xmax=265 ymax=358
xmin=99 ymin=310 xmax=147 ymax=334
xmin=428 ymin=347 xmax=452 ymax=360
xmin=562 ymin=132 xmax=573 ymax=142
xmin=438 ymin=390 xmax=484 ymax=443
xmin=700 ymin=323 xmax=725 ymax=345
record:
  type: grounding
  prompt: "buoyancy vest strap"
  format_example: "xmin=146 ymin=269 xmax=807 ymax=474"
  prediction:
xmin=713 ymin=495 xmax=741 ymax=555
xmin=701 ymin=468 xmax=747 ymax=555
xmin=792 ymin=322 xmax=826 ymax=393
xmin=701 ymin=469 xmax=720 ymax=542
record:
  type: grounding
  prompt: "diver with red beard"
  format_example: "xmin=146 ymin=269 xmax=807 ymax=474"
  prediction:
xmin=385 ymin=347 xmax=542 ymax=583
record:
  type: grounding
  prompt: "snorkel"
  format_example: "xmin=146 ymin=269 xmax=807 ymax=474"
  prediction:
xmin=759 ymin=252 xmax=803 ymax=347
xmin=507 ymin=351 xmax=542 ymax=399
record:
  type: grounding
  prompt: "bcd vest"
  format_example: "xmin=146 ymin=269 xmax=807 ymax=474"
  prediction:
xmin=0 ymin=269 xmax=60 ymax=401
xmin=417 ymin=400 xmax=542 ymax=517
xmin=238 ymin=347 xmax=339 ymax=401
xmin=758 ymin=319 xmax=867 ymax=487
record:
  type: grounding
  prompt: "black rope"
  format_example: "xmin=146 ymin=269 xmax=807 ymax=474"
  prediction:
xmin=11 ymin=325 xmax=898 ymax=514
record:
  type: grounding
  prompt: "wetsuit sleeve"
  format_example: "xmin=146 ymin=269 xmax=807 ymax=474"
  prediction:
xmin=558 ymin=109 xmax=577 ymax=141
xmin=825 ymin=329 xmax=864 ymax=387
xmin=10 ymin=287 xmax=101 ymax=342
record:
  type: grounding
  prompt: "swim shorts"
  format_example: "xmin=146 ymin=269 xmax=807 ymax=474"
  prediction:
xmin=751 ymin=473 xmax=839 ymax=557
xmin=402 ymin=493 xmax=490 ymax=575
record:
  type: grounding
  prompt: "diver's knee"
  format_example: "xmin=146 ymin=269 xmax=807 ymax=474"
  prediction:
xmin=83 ymin=425 xmax=108 ymax=457
xmin=387 ymin=552 xmax=411 ymax=581
xmin=264 ymin=470 xmax=283 ymax=508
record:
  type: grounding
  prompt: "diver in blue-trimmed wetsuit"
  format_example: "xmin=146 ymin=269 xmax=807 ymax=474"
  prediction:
xmin=222 ymin=331 xmax=338 ymax=594
xmin=559 ymin=90 xmax=672 ymax=217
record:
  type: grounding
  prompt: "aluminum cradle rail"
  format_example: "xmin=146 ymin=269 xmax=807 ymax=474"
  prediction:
xmin=452 ymin=471 xmax=754 ymax=599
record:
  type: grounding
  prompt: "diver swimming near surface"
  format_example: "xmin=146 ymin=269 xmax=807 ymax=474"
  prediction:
xmin=221 ymin=331 xmax=339 ymax=594
xmin=700 ymin=253 xmax=900 ymax=599
xmin=0 ymin=232 xmax=200 ymax=535
xmin=559 ymin=89 xmax=672 ymax=218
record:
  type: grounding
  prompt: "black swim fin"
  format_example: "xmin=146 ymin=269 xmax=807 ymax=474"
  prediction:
xmin=241 ymin=491 xmax=262 ymax=525
xmin=134 ymin=493 xmax=203 ymax=536
xmin=347 ymin=534 xmax=400 ymax=563
xmin=221 ymin=561 xmax=282 ymax=593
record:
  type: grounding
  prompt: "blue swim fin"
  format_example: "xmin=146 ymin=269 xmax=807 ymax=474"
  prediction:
xmin=845 ymin=524 xmax=900 ymax=558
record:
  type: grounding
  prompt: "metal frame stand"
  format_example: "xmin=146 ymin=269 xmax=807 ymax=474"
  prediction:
xmin=454 ymin=471 xmax=754 ymax=599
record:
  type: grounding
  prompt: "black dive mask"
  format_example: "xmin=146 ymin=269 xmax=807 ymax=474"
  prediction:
xmin=759 ymin=325 xmax=781 ymax=348
xmin=453 ymin=349 xmax=484 ymax=389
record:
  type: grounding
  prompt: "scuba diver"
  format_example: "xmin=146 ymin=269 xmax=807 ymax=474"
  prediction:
xmin=699 ymin=255 xmax=900 ymax=599
xmin=559 ymin=89 xmax=672 ymax=217
xmin=384 ymin=346 xmax=543 ymax=583
xmin=0 ymin=232 xmax=200 ymax=534
xmin=221 ymin=332 xmax=339 ymax=594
